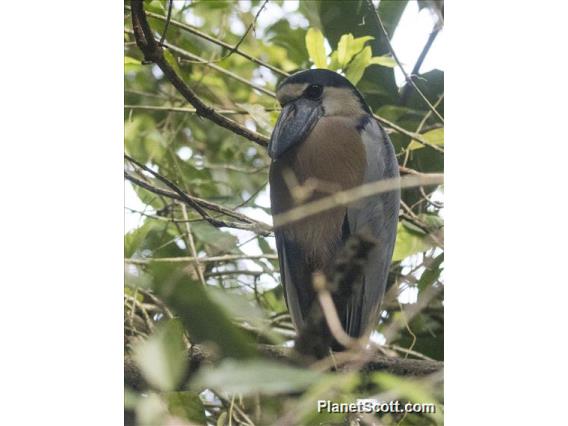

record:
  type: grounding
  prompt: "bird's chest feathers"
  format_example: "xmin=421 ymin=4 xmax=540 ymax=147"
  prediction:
xmin=270 ymin=116 xmax=366 ymax=266
xmin=292 ymin=117 xmax=366 ymax=186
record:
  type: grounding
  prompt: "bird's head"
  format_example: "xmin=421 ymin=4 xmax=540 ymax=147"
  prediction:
xmin=268 ymin=69 xmax=371 ymax=160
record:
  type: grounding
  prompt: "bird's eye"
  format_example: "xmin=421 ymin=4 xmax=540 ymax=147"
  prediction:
xmin=304 ymin=84 xmax=323 ymax=99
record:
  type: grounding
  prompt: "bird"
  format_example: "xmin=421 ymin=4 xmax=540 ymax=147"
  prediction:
xmin=268 ymin=69 xmax=400 ymax=356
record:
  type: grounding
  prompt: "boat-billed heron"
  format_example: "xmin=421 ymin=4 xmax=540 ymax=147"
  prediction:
xmin=268 ymin=69 xmax=400 ymax=352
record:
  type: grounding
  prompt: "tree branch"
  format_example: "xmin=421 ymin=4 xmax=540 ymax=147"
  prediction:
xmin=125 ymin=155 xmax=272 ymax=235
xmin=124 ymin=104 xmax=279 ymax=116
xmin=125 ymin=28 xmax=276 ymax=98
xmin=273 ymin=173 xmax=444 ymax=229
xmin=124 ymin=344 xmax=443 ymax=390
xmin=125 ymin=254 xmax=278 ymax=265
xmin=124 ymin=5 xmax=289 ymax=78
xmin=400 ymin=26 xmax=441 ymax=104
xmin=365 ymin=0 xmax=444 ymax=123
xmin=128 ymin=1 xmax=441 ymax=154
xmin=129 ymin=0 xmax=268 ymax=147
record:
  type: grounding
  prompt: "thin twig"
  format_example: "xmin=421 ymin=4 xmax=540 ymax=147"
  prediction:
xmin=125 ymin=254 xmax=278 ymax=265
xmin=130 ymin=1 xmax=268 ymax=146
xmin=124 ymin=104 xmax=278 ymax=115
xmin=400 ymin=27 xmax=441 ymax=104
xmin=125 ymin=172 xmax=271 ymax=234
xmin=179 ymin=203 xmax=207 ymax=286
xmin=273 ymin=173 xmax=444 ymax=228
xmin=157 ymin=0 xmax=173 ymax=46
xmin=312 ymin=273 xmax=363 ymax=350
xmin=124 ymin=154 xmax=272 ymax=234
xmin=124 ymin=5 xmax=289 ymax=77
xmin=224 ymin=0 xmax=269 ymax=59
xmin=374 ymin=113 xmax=443 ymax=153
xmin=365 ymin=0 xmax=444 ymax=123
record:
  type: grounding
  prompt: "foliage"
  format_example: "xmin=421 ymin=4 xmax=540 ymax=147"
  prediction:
xmin=124 ymin=1 xmax=444 ymax=425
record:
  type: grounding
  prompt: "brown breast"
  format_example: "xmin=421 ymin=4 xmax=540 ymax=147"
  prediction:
xmin=270 ymin=116 xmax=366 ymax=268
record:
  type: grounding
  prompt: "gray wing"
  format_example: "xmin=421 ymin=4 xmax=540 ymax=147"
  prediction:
xmin=275 ymin=233 xmax=313 ymax=331
xmin=344 ymin=118 xmax=400 ymax=337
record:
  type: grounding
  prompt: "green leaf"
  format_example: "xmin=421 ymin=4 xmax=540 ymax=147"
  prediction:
xmin=125 ymin=56 xmax=142 ymax=73
xmin=266 ymin=20 xmax=309 ymax=67
xmin=336 ymin=33 xmax=353 ymax=68
xmin=145 ymin=0 xmax=165 ymax=14
xmin=305 ymin=28 xmax=328 ymax=68
xmin=208 ymin=288 xmax=283 ymax=344
xmin=191 ymin=222 xmax=238 ymax=253
xmin=408 ymin=127 xmax=444 ymax=151
xmin=133 ymin=319 xmax=188 ymax=392
xmin=328 ymin=51 xmax=340 ymax=71
xmin=217 ymin=412 xmax=228 ymax=426
xmin=392 ymin=222 xmax=435 ymax=261
xmin=337 ymin=34 xmax=374 ymax=69
xmin=150 ymin=264 xmax=257 ymax=359
xmin=165 ymin=391 xmax=207 ymax=425
xmin=368 ymin=55 xmax=397 ymax=68
xmin=163 ymin=49 xmax=183 ymax=77
xmin=345 ymin=46 xmax=372 ymax=85
xmin=417 ymin=253 xmax=444 ymax=291
xmin=372 ymin=372 xmax=443 ymax=424
xmin=124 ymin=56 xmax=140 ymax=65
xmin=298 ymin=373 xmax=360 ymax=425
xmin=191 ymin=359 xmax=323 ymax=395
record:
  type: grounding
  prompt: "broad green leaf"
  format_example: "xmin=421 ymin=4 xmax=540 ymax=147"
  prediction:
xmin=328 ymin=51 xmax=340 ymax=71
xmin=124 ymin=56 xmax=140 ymax=65
xmin=208 ymin=288 xmax=283 ymax=344
xmin=150 ymin=264 xmax=257 ymax=359
xmin=369 ymin=55 xmax=397 ymax=68
xmin=124 ymin=220 xmax=158 ymax=258
xmin=408 ymin=127 xmax=444 ymax=151
xmin=337 ymin=34 xmax=354 ymax=68
xmin=191 ymin=222 xmax=238 ymax=253
xmin=208 ymin=288 xmax=264 ymax=324
xmin=266 ymin=20 xmax=309 ymax=66
xmin=125 ymin=56 xmax=141 ymax=73
xmin=145 ymin=0 xmax=166 ymax=14
xmin=298 ymin=373 xmax=360 ymax=425
xmin=165 ymin=391 xmax=207 ymax=425
xmin=191 ymin=359 xmax=323 ymax=395
xmin=417 ymin=253 xmax=444 ymax=291
xmin=337 ymin=34 xmax=374 ymax=69
xmin=133 ymin=319 xmax=187 ymax=392
xmin=372 ymin=373 xmax=443 ymax=424
xmin=305 ymin=28 xmax=328 ymax=68
xmin=392 ymin=222 xmax=435 ymax=261
xmin=345 ymin=46 xmax=372 ymax=85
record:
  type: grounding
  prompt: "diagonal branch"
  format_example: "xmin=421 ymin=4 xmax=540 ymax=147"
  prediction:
xmin=125 ymin=154 xmax=272 ymax=235
xmin=273 ymin=173 xmax=444 ymax=228
xmin=124 ymin=5 xmax=289 ymax=78
xmin=400 ymin=26 xmax=441 ymax=104
xmin=129 ymin=0 xmax=268 ymax=147
xmin=365 ymin=0 xmax=444 ymax=123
